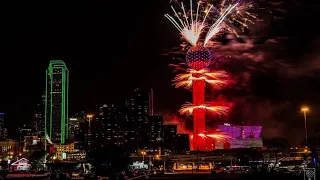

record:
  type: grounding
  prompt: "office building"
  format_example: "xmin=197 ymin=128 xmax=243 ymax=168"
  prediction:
xmin=0 ymin=140 xmax=19 ymax=159
xmin=124 ymin=88 xmax=153 ymax=150
xmin=44 ymin=60 xmax=69 ymax=144
xmin=149 ymin=116 xmax=163 ymax=150
xmin=33 ymin=95 xmax=45 ymax=137
xmin=18 ymin=124 xmax=33 ymax=142
xmin=175 ymin=134 xmax=190 ymax=152
xmin=54 ymin=143 xmax=75 ymax=160
xmin=69 ymin=118 xmax=80 ymax=140
xmin=100 ymin=104 xmax=124 ymax=147
xmin=163 ymin=124 xmax=177 ymax=151
xmin=0 ymin=113 xmax=6 ymax=140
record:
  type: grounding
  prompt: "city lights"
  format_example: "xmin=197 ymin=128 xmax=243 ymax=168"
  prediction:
xmin=0 ymin=0 xmax=317 ymax=176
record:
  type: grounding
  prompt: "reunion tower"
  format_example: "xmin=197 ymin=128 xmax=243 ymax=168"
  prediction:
xmin=186 ymin=46 xmax=212 ymax=151
xmin=165 ymin=0 xmax=238 ymax=151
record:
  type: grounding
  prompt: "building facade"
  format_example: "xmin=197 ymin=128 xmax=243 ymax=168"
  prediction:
xmin=149 ymin=116 xmax=163 ymax=150
xmin=54 ymin=143 xmax=75 ymax=160
xmin=33 ymin=95 xmax=45 ymax=137
xmin=0 ymin=113 xmax=6 ymax=140
xmin=215 ymin=124 xmax=263 ymax=149
xmin=45 ymin=60 xmax=69 ymax=144
xmin=100 ymin=104 xmax=124 ymax=147
xmin=124 ymin=88 xmax=154 ymax=150
xmin=0 ymin=140 xmax=19 ymax=159
xmin=175 ymin=134 xmax=190 ymax=152
xmin=163 ymin=125 xmax=177 ymax=151
xmin=68 ymin=118 xmax=80 ymax=140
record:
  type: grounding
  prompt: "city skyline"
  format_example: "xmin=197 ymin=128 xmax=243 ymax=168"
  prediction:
xmin=0 ymin=1 xmax=319 ymax=145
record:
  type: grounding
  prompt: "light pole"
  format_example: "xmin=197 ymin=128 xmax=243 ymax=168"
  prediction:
xmin=301 ymin=107 xmax=309 ymax=147
xmin=141 ymin=151 xmax=146 ymax=162
xmin=87 ymin=114 xmax=94 ymax=151
xmin=153 ymin=155 xmax=160 ymax=169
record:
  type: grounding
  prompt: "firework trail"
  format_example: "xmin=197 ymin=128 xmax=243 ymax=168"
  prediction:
xmin=198 ymin=132 xmax=233 ymax=140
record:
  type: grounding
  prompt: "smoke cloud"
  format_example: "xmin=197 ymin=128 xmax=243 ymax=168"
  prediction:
xmin=161 ymin=111 xmax=190 ymax=134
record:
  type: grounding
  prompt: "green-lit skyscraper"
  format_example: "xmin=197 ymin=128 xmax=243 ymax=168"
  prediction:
xmin=45 ymin=60 xmax=69 ymax=144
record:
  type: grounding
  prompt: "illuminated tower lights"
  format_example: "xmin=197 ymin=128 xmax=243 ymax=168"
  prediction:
xmin=45 ymin=60 xmax=69 ymax=145
xmin=165 ymin=0 xmax=250 ymax=151
xmin=186 ymin=46 xmax=212 ymax=151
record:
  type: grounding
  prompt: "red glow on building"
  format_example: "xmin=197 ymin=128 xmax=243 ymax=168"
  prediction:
xmin=49 ymin=146 xmax=56 ymax=153
xmin=191 ymin=77 xmax=206 ymax=151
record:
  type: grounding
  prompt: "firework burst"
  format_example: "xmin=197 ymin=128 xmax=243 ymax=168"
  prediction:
xmin=165 ymin=0 xmax=238 ymax=46
xmin=179 ymin=102 xmax=229 ymax=116
xmin=165 ymin=0 xmax=259 ymax=47
xmin=212 ymin=0 xmax=257 ymax=37
xmin=173 ymin=69 xmax=229 ymax=89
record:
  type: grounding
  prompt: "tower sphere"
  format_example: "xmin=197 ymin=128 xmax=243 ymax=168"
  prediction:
xmin=186 ymin=45 xmax=212 ymax=71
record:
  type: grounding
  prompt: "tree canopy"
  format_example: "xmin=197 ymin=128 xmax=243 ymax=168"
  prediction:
xmin=89 ymin=146 xmax=130 ymax=174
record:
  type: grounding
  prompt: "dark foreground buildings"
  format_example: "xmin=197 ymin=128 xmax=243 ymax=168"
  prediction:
xmin=82 ymin=88 xmax=190 ymax=153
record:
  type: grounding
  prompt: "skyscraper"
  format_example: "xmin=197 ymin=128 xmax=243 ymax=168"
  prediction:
xmin=100 ymin=104 xmax=124 ymax=147
xmin=124 ymin=88 xmax=154 ymax=150
xmin=33 ymin=94 xmax=45 ymax=137
xmin=0 ymin=113 xmax=6 ymax=140
xmin=163 ymin=125 xmax=177 ymax=151
xmin=68 ymin=117 xmax=80 ymax=140
xmin=45 ymin=60 xmax=69 ymax=144
xmin=149 ymin=116 xmax=163 ymax=150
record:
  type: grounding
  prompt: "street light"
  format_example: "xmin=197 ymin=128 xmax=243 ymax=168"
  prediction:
xmin=301 ymin=107 xmax=309 ymax=147
xmin=86 ymin=114 xmax=94 ymax=119
xmin=87 ymin=114 xmax=94 ymax=128
xmin=141 ymin=151 xmax=146 ymax=162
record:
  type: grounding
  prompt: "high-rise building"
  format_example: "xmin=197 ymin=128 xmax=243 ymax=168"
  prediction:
xmin=0 ymin=113 xmax=5 ymax=140
xmin=2 ymin=128 xmax=8 ymax=140
xmin=149 ymin=116 xmax=163 ymax=150
xmin=73 ymin=112 xmax=86 ymax=150
xmin=18 ymin=124 xmax=33 ymax=142
xmin=175 ymin=134 xmax=190 ymax=152
xmin=84 ymin=113 xmax=105 ymax=151
xmin=163 ymin=124 xmax=177 ymax=151
xmin=124 ymin=88 xmax=154 ymax=150
xmin=68 ymin=118 xmax=80 ymax=140
xmin=44 ymin=60 xmax=69 ymax=144
xmin=100 ymin=104 xmax=124 ymax=147
xmin=0 ymin=112 xmax=9 ymax=140
xmin=33 ymin=95 xmax=45 ymax=137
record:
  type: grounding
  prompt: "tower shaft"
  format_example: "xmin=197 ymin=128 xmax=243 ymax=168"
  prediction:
xmin=192 ymin=78 xmax=207 ymax=151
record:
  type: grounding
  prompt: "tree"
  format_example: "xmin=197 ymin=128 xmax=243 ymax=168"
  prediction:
xmin=89 ymin=146 xmax=130 ymax=176
xmin=264 ymin=137 xmax=290 ymax=149
xmin=260 ymin=148 xmax=280 ymax=171
xmin=29 ymin=149 xmax=46 ymax=169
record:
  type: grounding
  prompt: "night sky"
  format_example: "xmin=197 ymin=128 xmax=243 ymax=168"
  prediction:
xmin=0 ymin=0 xmax=320 ymax=144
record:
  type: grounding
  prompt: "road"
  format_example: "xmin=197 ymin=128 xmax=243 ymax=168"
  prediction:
xmin=147 ymin=174 xmax=241 ymax=180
